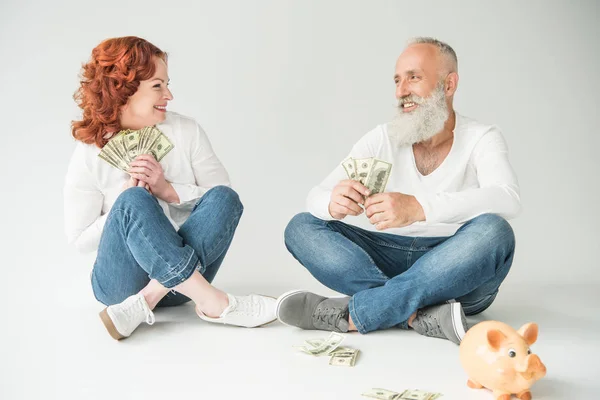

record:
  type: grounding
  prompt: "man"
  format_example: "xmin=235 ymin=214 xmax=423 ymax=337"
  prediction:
xmin=277 ymin=37 xmax=520 ymax=345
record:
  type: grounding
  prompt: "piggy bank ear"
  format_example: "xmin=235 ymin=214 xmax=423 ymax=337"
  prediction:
xmin=487 ymin=329 xmax=507 ymax=351
xmin=517 ymin=323 xmax=539 ymax=345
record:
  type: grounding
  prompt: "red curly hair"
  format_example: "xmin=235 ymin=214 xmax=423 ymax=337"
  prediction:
xmin=71 ymin=36 xmax=167 ymax=148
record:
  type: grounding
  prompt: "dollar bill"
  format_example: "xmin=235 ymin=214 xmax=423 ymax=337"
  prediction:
xmin=361 ymin=388 xmax=402 ymax=400
xmin=364 ymin=159 xmax=392 ymax=195
xmin=354 ymin=157 xmax=373 ymax=185
xmin=341 ymin=157 xmax=392 ymax=194
xmin=342 ymin=158 xmax=357 ymax=180
xmin=297 ymin=332 xmax=345 ymax=357
xmin=302 ymin=339 xmax=353 ymax=354
xmin=304 ymin=338 xmax=324 ymax=348
xmin=149 ymin=134 xmax=174 ymax=161
xmin=98 ymin=146 xmax=129 ymax=172
xmin=399 ymin=389 xmax=442 ymax=400
xmin=329 ymin=348 xmax=359 ymax=367
xmin=329 ymin=346 xmax=354 ymax=354
xmin=362 ymin=388 xmax=442 ymax=400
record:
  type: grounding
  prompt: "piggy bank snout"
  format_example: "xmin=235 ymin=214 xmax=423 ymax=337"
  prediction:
xmin=517 ymin=354 xmax=547 ymax=380
xmin=528 ymin=354 xmax=547 ymax=377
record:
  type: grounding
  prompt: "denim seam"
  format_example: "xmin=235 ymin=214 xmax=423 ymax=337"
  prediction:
xmin=346 ymin=227 xmax=434 ymax=251
xmin=158 ymin=248 xmax=195 ymax=280
xmin=157 ymin=250 xmax=197 ymax=288
xmin=348 ymin=297 xmax=367 ymax=334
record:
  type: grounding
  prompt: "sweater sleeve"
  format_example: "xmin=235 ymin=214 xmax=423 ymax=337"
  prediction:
xmin=63 ymin=143 xmax=107 ymax=253
xmin=169 ymin=122 xmax=231 ymax=210
xmin=414 ymin=127 xmax=521 ymax=224
xmin=307 ymin=126 xmax=382 ymax=220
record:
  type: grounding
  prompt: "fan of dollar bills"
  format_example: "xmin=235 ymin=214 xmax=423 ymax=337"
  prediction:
xmin=342 ymin=157 xmax=392 ymax=195
xmin=98 ymin=126 xmax=174 ymax=172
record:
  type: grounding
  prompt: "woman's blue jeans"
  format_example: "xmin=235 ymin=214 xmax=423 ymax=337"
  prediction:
xmin=91 ymin=186 xmax=243 ymax=307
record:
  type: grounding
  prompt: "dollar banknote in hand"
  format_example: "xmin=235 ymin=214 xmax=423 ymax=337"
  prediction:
xmin=98 ymin=125 xmax=173 ymax=172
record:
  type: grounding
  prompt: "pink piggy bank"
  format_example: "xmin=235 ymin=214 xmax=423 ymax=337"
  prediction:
xmin=459 ymin=321 xmax=546 ymax=400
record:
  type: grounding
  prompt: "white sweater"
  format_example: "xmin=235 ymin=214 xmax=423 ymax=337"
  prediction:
xmin=307 ymin=113 xmax=521 ymax=237
xmin=63 ymin=112 xmax=231 ymax=253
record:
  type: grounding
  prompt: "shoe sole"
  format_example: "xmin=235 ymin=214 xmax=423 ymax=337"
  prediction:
xmin=450 ymin=302 xmax=467 ymax=341
xmin=99 ymin=308 xmax=125 ymax=340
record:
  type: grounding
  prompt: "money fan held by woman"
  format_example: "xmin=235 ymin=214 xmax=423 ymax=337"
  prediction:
xmin=64 ymin=36 xmax=276 ymax=340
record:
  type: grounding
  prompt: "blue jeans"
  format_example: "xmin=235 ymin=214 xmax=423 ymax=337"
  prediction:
xmin=284 ymin=213 xmax=515 ymax=334
xmin=91 ymin=186 xmax=243 ymax=307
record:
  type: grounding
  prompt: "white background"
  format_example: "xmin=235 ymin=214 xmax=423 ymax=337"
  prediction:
xmin=1 ymin=1 xmax=598 ymax=399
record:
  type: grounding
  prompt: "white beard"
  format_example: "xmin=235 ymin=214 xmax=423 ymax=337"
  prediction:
xmin=386 ymin=82 xmax=450 ymax=147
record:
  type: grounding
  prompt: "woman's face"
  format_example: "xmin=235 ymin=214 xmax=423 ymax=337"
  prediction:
xmin=120 ymin=57 xmax=173 ymax=130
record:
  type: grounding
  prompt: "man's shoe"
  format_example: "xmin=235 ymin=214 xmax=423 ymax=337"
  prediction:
xmin=99 ymin=293 xmax=155 ymax=340
xmin=196 ymin=293 xmax=277 ymax=328
xmin=411 ymin=302 xmax=467 ymax=345
xmin=276 ymin=290 xmax=350 ymax=332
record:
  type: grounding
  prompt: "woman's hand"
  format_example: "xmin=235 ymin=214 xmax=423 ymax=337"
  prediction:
xmin=128 ymin=155 xmax=179 ymax=203
xmin=121 ymin=176 xmax=149 ymax=192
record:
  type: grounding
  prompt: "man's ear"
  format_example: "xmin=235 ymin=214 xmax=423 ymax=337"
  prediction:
xmin=445 ymin=72 xmax=459 ymax=96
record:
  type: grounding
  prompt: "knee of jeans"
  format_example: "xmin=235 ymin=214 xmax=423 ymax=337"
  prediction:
xmin=472 ymin=213 xmax=515 ymax=249
xmin=284 ymin=213 xmax=320 ymax=249
xmin=461 ymin=291 xmax=498 ymax=316
xmin=115 ymin=187 xmax=154 ymax=208
xmin=204 ymin=186 xmax=243 ymax=214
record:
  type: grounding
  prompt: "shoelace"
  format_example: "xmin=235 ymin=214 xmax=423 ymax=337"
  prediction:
xmin=130 ymin=296 xmax=155 ymax=325
xmin=315 ymin=306 xmax=342 ymax=330
xmin=231 ymin=296 xmax=261 ymax=317
xmin=418 ymin=311 xmax=441 ymax=337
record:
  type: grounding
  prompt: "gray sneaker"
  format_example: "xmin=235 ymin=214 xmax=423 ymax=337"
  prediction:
xmin=276 ymin=290 xmax=350 ymax=332
xmin=411 ymin=302 xmax=467 ymax=345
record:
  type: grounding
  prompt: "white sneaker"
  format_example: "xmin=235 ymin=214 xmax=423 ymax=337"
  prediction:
xmin=196 ymin=293 xmax=277 ymax=328
xmin=99 ymin=293 xmax=155 ymax=340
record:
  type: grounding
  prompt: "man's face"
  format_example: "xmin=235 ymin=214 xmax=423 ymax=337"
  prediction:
xmin=386 ymin=44 xmax=451 ymax=147
xmin=394 ymin=43 xmax=441 ymax=109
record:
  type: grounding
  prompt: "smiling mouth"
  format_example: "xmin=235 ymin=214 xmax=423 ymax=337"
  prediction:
xmin=154 ymin=105 xmax=167 ymax=111
xmin=401 ymin=101 xmax=417 ymax=111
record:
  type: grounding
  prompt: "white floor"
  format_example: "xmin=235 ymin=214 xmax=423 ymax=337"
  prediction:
xmin=4 ymin=276 xmax=599 ymax=400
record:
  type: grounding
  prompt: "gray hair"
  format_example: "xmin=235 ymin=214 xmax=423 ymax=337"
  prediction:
xmin=408 ymin=37 xmax=458 ymax=74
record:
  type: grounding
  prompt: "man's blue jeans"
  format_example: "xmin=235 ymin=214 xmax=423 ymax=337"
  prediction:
xmin=284 ymin=213 xmax=515 ymax=334
xmin=91 ymin=186 xmax=243 ymax=307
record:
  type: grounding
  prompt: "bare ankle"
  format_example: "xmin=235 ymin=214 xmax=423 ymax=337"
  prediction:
xmin=408 ymin=312 xmax=417 ymax=328
xmin=197 ymin=290 xmax=230 ymax=318
xmin=348 ymin=315 xmax=358 ymax=332
xmin=140 ymin=280 xmax=169 ymax=310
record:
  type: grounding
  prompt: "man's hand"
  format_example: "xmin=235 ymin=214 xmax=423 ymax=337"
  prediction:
xmin=128 ymin=155 xmax=180 ymax=203
xmin=328 ymin=180 xmax=371 ymax=220
xmin=364 ymin=192 xmax=425 ymax=230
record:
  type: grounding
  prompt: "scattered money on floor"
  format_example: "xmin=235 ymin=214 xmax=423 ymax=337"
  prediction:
xmin=294 ymin=333 xmax=360 ymax=366
xmin=361 ymin=388 xmax=443 ymax=400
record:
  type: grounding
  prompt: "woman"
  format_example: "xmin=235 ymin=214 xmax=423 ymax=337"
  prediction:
xmin=64 ymin=36 xmax=276 ymax=340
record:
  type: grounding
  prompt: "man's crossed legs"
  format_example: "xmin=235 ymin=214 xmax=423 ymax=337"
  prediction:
xmin=276 ymin=213 xmax=515 ymax=344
